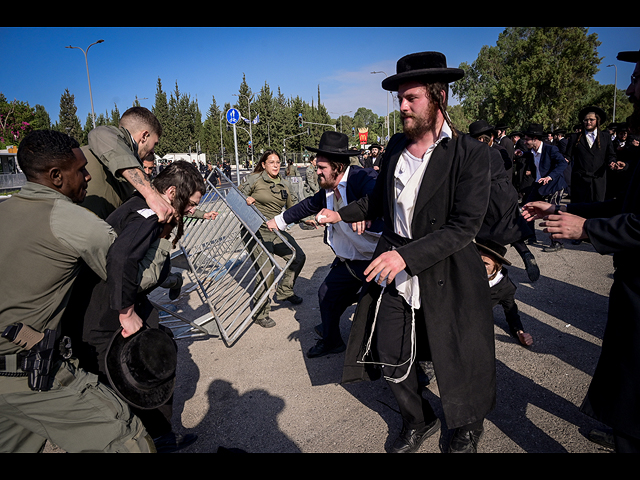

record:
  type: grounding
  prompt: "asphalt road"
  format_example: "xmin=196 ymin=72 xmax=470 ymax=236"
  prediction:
xmin=155 ymin=220 xmax=615 ymax=454
xmin=40 ymin=169 xmax=618 ymax=454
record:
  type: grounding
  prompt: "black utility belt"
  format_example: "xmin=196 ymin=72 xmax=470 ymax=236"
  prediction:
xmin=0 ymin=352 xmax=29 ymax=377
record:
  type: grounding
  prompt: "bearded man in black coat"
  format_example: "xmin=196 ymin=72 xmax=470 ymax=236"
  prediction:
xmin=565 ymin=106 xmax=617 ymax=204
xmin=318 ymin=52 xmax=495 ymax=454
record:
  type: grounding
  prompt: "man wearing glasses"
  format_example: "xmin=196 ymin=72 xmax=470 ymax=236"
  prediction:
xmin=565 ymin=106 xmax=617 ymax=205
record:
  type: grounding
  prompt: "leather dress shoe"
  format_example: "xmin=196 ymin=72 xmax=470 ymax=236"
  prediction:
xmin=588 ymin=428 xmax=615 ymax=451
xmin=390 ymin=418 xmax=441 ymax=454
xmin=448 ymin=425 xmax=484 ymax=453
xmin=307 ymin=340 xmax=346 ymax=359
xmin=281 ymin=295 xmax=303 ymax=305
xmin=522 ymin=252 xmax=540 ymax=282
xmin=543 ymin=242 xmax=564 ymax=253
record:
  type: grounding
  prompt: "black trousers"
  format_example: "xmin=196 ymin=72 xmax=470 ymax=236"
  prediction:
xmin=318 ymin=258 xmax=369 ymax=347
xmin=375 ymin=285 xmax=438 ymax=430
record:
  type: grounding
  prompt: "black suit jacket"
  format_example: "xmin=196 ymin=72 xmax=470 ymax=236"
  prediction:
xmin=282 ymin=165 xmax=383 ymax=235
xmin=522 ymin=143 xmax=569 ymax=197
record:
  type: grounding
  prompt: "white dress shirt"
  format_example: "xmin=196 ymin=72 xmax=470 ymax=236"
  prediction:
xmin=392 ymin=123 xmax=453 ymax=310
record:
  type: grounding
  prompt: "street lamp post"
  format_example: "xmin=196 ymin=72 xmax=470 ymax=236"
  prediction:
xmin=234 ymin=94 xmax=254 ymax=166
xmin=66 ymin=40 xmax=104 ymax=130
xmin=607 ymin=64 xmax=618 ymax=124
xmin=371 ymin=71 xmax=390 ymax=143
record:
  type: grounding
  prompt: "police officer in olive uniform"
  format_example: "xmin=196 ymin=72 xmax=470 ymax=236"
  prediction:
xmin=240 ymin=150 xmax=307 ymax=328
xmin=0 ymin=131 xmax=155 ymax=453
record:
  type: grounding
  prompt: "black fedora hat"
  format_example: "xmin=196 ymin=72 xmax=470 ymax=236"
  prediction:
xmin=306 ymin=131 xmax=360 ymax=163
xmin=475 ymin=237 xmax=512 ymax=266
xmin=617 ymin=49 xmax=640 ymax=64
xmin=524 ymin=123 xmax=546 ymax=139
xmin=105 ymin=327 xmax=177 ymax=411
xmin=382 ymin=52 xmax=465 ymax=92
xmin=579 ymin=106 xmax=607 ymax=125
xmin=469 ymin=120 xmax=495 ymax=138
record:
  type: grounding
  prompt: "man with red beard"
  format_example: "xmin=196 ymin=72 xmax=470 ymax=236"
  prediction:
xmin=523 ymin=48 xmax=640 ymax=453
xmin=318 ymin=52 xmax=494 ymax=454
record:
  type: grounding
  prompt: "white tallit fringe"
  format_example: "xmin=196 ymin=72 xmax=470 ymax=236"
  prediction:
xmin=358 ymin=285 xmax=417 ymax=384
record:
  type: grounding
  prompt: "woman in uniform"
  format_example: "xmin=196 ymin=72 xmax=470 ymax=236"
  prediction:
xmin=240 ymin=150 xmax=307 ymax=328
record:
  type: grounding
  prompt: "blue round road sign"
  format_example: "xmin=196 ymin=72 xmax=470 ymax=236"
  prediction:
xmin=227 ymin=108 xmax=241 ymax=125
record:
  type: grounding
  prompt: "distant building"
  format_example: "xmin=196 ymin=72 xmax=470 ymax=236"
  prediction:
xmin=0 ymin=147 xmax=26 ymax=191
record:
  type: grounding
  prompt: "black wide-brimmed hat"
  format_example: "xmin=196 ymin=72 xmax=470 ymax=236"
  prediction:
xmin=382 ymin=52 xmax=465 ymax=92
xmin=579 ymin=106 xmax=607 ymax=124
xmin=475 ymin=237 xmax=512 ymax=266
xmin=618 ymin=49 xmax=640 ymax=64
xmin=524 ymin=123 xmax=546 ymax=139
xmin=306 ymin=131 xmax=360 ymax=163
xmin=469 ymin=120 xmax=495 ymax=138
xmin=105 ymin=327 xmax=177 ymax=411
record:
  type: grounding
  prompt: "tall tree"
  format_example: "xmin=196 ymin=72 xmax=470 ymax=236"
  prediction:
xmin=201 ymin=95 xmax=222 ymax=161
xmin=152 ymin=78 xmax=171 ymax=157
xmin=453 ymin=27 xmax=602 ymax=130
xmin=57 ymin=89 xmax=83 ymax=143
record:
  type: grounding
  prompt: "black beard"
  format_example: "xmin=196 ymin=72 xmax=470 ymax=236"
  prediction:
xmin=318 ymin=171 xmax=339 ymax=190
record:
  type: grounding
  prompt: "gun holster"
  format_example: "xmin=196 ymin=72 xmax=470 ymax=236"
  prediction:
xmin=1 ymin=324 xmax=73 ymax=392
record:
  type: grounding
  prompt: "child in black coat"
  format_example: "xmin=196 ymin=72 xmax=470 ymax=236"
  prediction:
xmin=476 ymin=238 xmax=534 ymax=348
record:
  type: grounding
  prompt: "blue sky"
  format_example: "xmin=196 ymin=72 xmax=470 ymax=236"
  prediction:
xmin=2 ymin=27 xmax=638 ymax=124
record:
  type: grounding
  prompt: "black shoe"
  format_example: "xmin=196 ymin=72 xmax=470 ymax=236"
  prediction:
xmin=154 ymin=432 xmax=198 ymax=454
xmin=543 ymin=242 xmax=564 ymax=253
xmin=523 ymin=252 xmax=540 ymax=282
xmin=448 ymin=425 xmax=484 ymax=454
xmin=307 ymin=340 xmax=346 ymax=359
xmin=588 ymin=428 xmax=616 ymax=451
xmin=390 ymin=418 xmax=441 ymax=454
xmin=281 ymin=295 xmax=303 ymax=305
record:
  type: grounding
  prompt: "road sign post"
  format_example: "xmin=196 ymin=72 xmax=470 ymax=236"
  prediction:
xmin=227 ymin=109 xmax=242 ymax=186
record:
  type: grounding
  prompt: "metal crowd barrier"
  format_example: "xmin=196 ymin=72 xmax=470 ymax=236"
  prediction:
xmin=148 ymin=168 xmax=296 ymax=347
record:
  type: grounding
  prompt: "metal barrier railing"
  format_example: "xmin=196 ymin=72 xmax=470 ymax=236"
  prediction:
xmin=149 ymin=169 xmax=296 ymax=347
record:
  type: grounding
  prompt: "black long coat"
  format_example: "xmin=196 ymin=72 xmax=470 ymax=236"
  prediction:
xmin=339 ymin=132 xmax=496 ymax=430
xmin=480 ymin=145 xmax=534 ymax=246
xmin=569 ymin=155 xmax=640 ymax=440
xmin=565 ymin=130 xmax=617 ymax=203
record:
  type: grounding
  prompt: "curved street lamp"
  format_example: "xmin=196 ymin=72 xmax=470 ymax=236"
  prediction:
xmin=66 ymin=40 xmax=105 ymax=129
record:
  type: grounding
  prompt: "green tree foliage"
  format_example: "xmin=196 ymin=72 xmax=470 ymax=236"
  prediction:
xmin=56 ymin=89 xmax=83 ymax=143
xmin=0 ymin=94 xmax=36 ymax=148
xmin=452 ymin=27 xmax=628 ymax=131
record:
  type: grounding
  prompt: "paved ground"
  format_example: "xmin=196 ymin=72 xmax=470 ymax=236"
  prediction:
xmin=39 ymin=171 xmax=618 ymax=454
xmin=154 ymin=219 xmax=615 ymax=454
